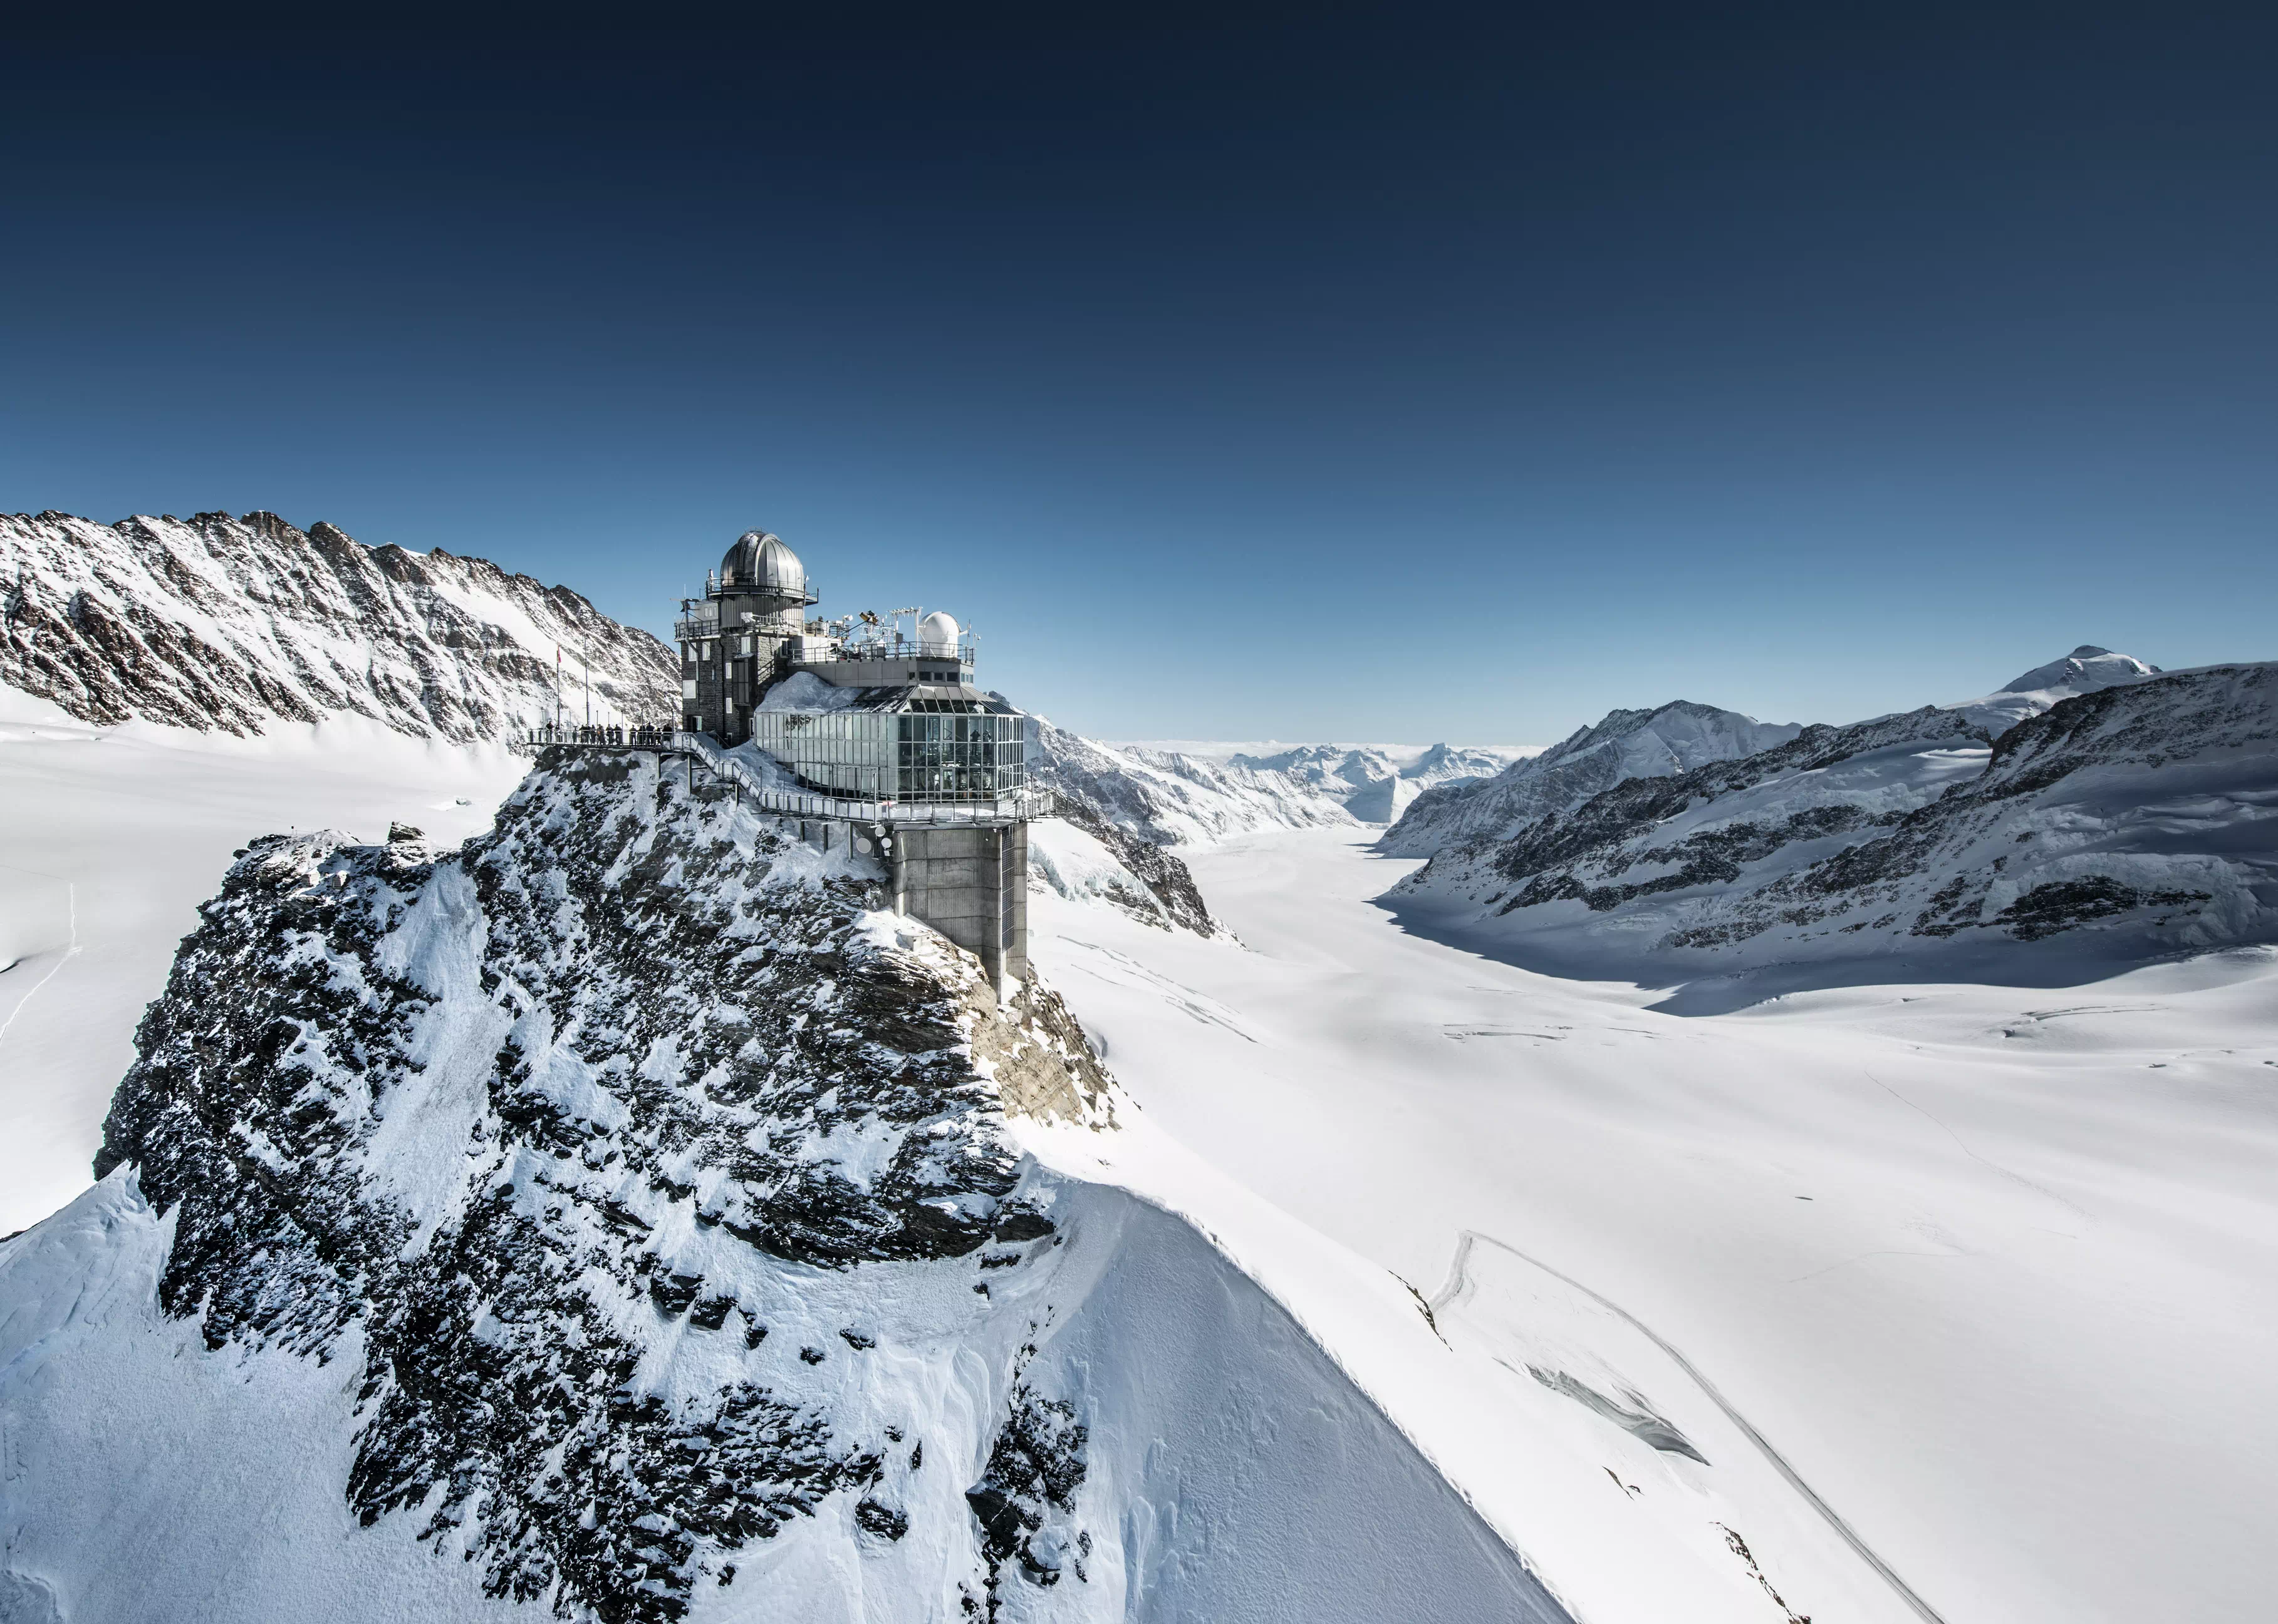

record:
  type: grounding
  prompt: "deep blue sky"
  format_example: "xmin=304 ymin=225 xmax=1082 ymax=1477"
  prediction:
xmin=6 ymin=4 xmax=2273 ymax=742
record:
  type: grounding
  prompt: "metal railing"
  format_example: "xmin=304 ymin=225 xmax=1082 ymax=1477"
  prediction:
xmin=523 ymin=726 xmax=1048 ymax=823
xmin=675 ymin=732 xmax=1049 ymax=826
xmin=525 ymin=724 xmax=678 ymax=749
xmin=665 ymin=627 xmax=974 ymax=669
xmin=796 ymin=638 xmax=975 ymax=668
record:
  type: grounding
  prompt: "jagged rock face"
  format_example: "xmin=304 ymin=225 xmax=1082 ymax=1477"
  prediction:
xmin=1393 ymin=665 xmax=2278 ymax=979
xmin=94 ymin=751 xmax=1111 ymax=1621
xmin=1 ymin=509 xmax=677 ymax=738
xmin=1381 ymin=701 xmax=1803 ymax=857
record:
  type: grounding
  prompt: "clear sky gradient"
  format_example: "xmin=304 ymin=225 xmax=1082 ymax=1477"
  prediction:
xmin=6 ymin=4 xmax=2273 ymax=743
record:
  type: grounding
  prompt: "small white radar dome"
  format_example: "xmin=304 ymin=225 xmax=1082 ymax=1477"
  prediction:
xmin=918 ymin=612 xmax=959 ymax=655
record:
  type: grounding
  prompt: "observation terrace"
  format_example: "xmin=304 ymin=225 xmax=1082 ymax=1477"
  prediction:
xmin=522 ymin=726 xmax=1048 ymax=827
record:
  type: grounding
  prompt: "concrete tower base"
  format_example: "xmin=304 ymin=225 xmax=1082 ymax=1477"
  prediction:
xmin=890 ymin=823 xmax=1029 ymax=993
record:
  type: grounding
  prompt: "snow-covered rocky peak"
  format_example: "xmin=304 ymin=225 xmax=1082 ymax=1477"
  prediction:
xmin=1390 ymin=663 xmax=2278 ymax=993
xmin=1380 ymin=700 xmax=1802 ymax=856
xmin=1 ymin=509 xmax=678 ymax=739
xmin=0 ymin=748 xmax=1568 ymax=1623
xmin=1951 ymin=644 xmax=2163 ymax=734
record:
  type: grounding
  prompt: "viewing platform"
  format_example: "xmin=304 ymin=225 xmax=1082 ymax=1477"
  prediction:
xmin=521 ymin=726 xmax=1052 ymax=827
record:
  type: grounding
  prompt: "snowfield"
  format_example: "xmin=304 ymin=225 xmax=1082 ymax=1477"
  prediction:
xmin=0 ymin=689 xmax=528 ymax=1234
xmin=1024 ymin=827 xmax=2278 ymax=1624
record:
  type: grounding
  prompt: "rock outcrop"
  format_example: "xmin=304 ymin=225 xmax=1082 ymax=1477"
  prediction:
xmin=91 ymin=749 xmax=1109 ymax=1621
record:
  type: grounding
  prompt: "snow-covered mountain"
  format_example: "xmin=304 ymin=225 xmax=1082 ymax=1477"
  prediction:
xmin=1227 ymin=741 xmax=1520 ymax=824
xmin=0 ymin=749 xmax=1569 ymax=1624
xmin=1 ymin=509 xmax=678 ymax=739
xmin=1381 ymin=702 xmax=1804 ymax=858
xmin=1950 ymin=643 xmax=2161 ymax=732
xmin=1390 ymin=660 xmax=2278 ymax=987
xmin=1029 ymin=719 xmax=1356 ymax=847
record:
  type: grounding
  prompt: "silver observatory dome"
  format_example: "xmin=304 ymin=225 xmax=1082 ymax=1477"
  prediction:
xmin=719 ymin=529 xmax=811 ymax=598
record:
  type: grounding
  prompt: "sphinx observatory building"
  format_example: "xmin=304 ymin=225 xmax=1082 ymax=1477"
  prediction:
xmin=675 ymin=529 xmax=1041 ymax=989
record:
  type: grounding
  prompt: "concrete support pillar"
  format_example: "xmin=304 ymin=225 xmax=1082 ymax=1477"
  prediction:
xmin=979 ymin=825 xmax=1005 ymax=997
xmin=888 ymin=822 xmax=1028 ymax=1000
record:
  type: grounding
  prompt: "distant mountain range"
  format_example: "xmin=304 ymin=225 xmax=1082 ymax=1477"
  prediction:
xmin=1225 ymin=741 xmax=1522 ymax=823
xmin=1381 ymin=647 xmax=2277 ymax=989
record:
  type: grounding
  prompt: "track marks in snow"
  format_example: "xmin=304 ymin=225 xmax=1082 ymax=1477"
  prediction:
xmin=1429 ymin=1229 xmax=1952 ymax=1624
xmin=1053 ymin=938 xmax=1258 ymax=1044
xmin=0 ymin=876 xmax=77 ymax=1060
xmin=1860 ymin=1068 xmax=2093 ymax=1227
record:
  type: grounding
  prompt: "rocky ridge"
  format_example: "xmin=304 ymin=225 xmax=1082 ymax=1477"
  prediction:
xmin=1391 ymin=663 xmax=2278 ymax=982
xmin=90 ymin=749 xmax=1111 ymax=1621
xmin=1026 ymin=717 xmax=1353 ymax=937
xmin=1381 ymin=702 xmax=1804 ymax=858
xmin=1029 ymin=719 xmax=1355 ymax=848
xmin=1 ymin=509 xmax=677 ymax=739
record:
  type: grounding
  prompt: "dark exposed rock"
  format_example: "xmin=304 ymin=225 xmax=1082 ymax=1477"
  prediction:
xmin=965 ymin=1384 xmax=1090 ymax=1612
xmin=92 ymin=749 xmax=1113 ymax=1623
xmin=1995 ymin=877 xmax=2212 ymax=942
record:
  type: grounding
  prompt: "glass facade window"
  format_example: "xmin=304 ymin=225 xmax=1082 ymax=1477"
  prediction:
xmin=749 ymin=709 xmax=1029 ymax=803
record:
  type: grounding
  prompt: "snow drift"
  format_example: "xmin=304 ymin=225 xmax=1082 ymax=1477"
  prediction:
xmin=0 ymin=750 xmax=1566 ymax=1624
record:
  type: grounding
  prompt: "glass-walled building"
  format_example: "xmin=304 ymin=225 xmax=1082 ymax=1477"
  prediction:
xmin=749 ymin=692 xmax=1031 ymax=804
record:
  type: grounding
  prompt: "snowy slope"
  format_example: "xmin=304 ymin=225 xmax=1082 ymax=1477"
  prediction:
xmin=1027 ymin=809 xmax=1228 ymax=939
xmin=1026 ymin=827 xmax=2278 ymax=1624
xmin=1382 ymin=702 xmax=1805 ymax=857
xmin=1388 ymin=662 xmax=2278 ymax=991
xmin=0 ymin=751 xmax=1577 ymax=1624
xmin=1 ymin=509 xmax=678 ymax=739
